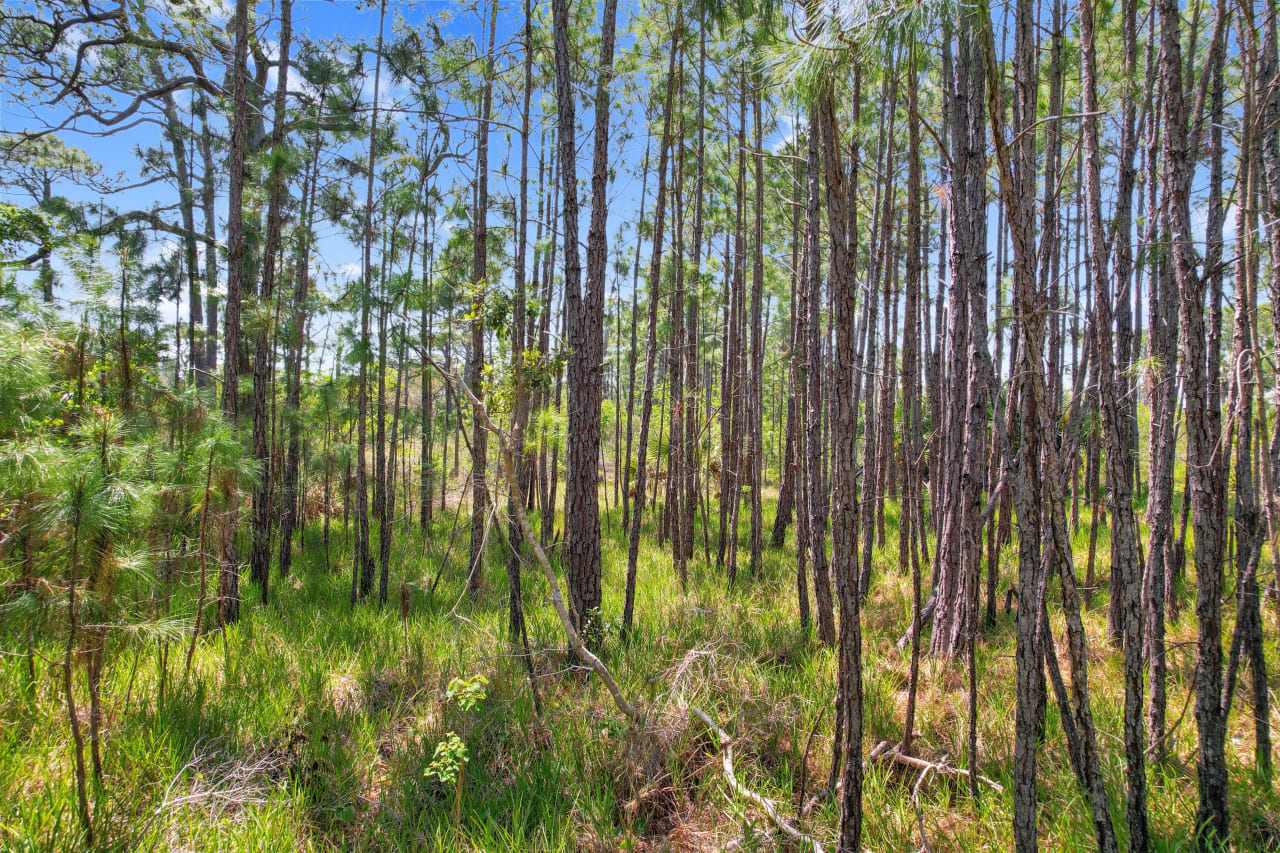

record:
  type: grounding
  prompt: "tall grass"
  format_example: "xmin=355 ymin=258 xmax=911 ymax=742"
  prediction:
xmin=2 ymin=490 xmax=1277 ymax=851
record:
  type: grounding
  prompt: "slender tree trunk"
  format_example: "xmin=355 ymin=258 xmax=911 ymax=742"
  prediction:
xmin=680 ymin=21 xmax=707 ymax=576
xmin=374 ymin=237 xmax=390 ymax=591
xmin=817 ymin=75 xmax=862 ymax=852
xmin=1139 ymin=15 xmax=1176 ymax=752
xmin=64 ymin=525 xmax=91 ymax=845
xmin=217 ymin=0 xmax=252 ymax=625
xmin=932 ymin=18 xmax=986 ymax=661
xmin=622 ymin=13 xmax=680 ymax=637
xmin=746 ymin=75 xmax=765 ymax=578
xmin=802 ymin=100 xmax=834 ymax=647
xmin=668 ymin=70 xmax=688 ymax=588
xmin=155 ymin=88 xmax=202 ymax=380
xmin=249 ymin=0 xmax=292 ymax=603
xmin=724 ymin=78 xmax=748 ymax=588
xmin=769 ymin=176 xmax=801 ymax=552
xmin=420 ymin=228 xmax=436 ymax=530
xmin=467 ymin=0 xmax=498 ymax=602
xmin=506 ymin=0 xmax=534 ymax=642
xmin=1080 ymin=0 xmax=1146 ymax=847
xmin=352 ymin=0 xmax=387 ymax=603
xmin=1222 ymin=32 xmax=1271 ymax=782
xmin=621 ymin=141 xmax=649 ymax=534
xmin=278 ymin=84 xmax=325 ymax=581
xmin=902 ymin=47 xmax=924 ymax=754
xmin=1159 ymin=0 xmax=1229 ymax=843
xmin=979 ymin=1 xmax=1053 ymax=847
xmin=197 ymin=98 xmax=219 ymax=377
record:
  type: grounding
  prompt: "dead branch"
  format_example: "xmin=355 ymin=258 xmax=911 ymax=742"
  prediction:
xmin=871 ymin=740 xmax=1005 ymax=794
xmin=686 ymin=700 xmax=826 ymax=853
xmin=911 ymin=761 xmax=936 ymax=853
xmin=423 ymin=356 xmax=647 ymax=732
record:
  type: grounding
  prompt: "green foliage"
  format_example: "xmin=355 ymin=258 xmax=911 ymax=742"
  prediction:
xmin=0 ymin=319 xmax=255 ymax=741
xmin=0 ymin=203 xmax=49 ymax=263
xmin=522 ymin=347 xmax=568 ymax=393
xmin=424 ymin=731 xmax=470 ymax=786
xmin=445 ymin=674 xmax=488 ymax=712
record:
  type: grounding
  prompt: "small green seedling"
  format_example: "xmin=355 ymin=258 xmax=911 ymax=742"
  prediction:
xmin=426 ymin=674 xmax=488 ymax=831
xmin=445 ymin=674 xmax=488 ymax=712
xmin=426 ymin=731 xmax=470 ymax=830
xmin=425 ymin=731 xmax=469 ymax=786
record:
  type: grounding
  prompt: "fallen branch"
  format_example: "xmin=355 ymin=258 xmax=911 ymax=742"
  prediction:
xmin=622 ymin=782 xmax=677 ymax=818
xmin=800 ymin=787 xmax=831 ymax=819
xmin=911 ymin=760 xmax=936 ymax=853
xmin=897 ymin=592 xmax=938 ymax=651
xmin=424 ymin=357 xmax=647 ymax=731
xmin=800 ymin=739 xmax=911 ymax=819
xmin=686 ymin=700 xmax=826 ymax=853
xmin=153 ymin=744 xmax=287 ymax=819
xmin=871 ymin=741 xmax=1004 ymax=794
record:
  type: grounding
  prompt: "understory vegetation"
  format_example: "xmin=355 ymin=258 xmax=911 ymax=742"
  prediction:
xmin=3 ymin=0 xmax=1280 ymax=847
xmin=0 ymin=323 xmax=1274 ymax=851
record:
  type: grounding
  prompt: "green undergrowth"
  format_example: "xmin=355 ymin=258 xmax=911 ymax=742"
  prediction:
xmin=2 ymin=495 xmax=1278 ymax=851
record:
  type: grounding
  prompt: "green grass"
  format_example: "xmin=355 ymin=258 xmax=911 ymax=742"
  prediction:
xmin=2 ymin=489 xmax=1279 ymax=851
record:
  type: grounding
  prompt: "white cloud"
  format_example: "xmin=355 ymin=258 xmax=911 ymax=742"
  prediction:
xmin=1189 ymin=199 xmax=1240 ymax=250
xmin=144 ymin=237 xmax=180 ymax=266
xmin=771 ymin=112 xmax=804 ymax=154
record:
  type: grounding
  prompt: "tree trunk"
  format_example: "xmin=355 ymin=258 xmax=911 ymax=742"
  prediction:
xmin=802 ymin=100 xmax=834 ymax=648
xmin=278 ymin=82 xmax=325 ymax=581
xmin=1080 ymin=0 xmax=1146 ymax=846
xmin=817 ymin=74 xmax=862 ymax=852
xmin=746 ymin=75 xmax=765 ymax=579
xmin=564 ymin=0 xmax=619 ymax=636
xmin=467 ymin=0 xmax=498 ymax=602
xmin=978 ymin=1 xmax=1051 ymax=847
xmin=1159 ymin=0 xmax=1229 ymax=843
xmin=507 ymin=0 xmax=534 ymax=642
xmin=218 ymin=0 xmax=252 ymax=625
xmin=621 ymin=140 xmax=649 ymax=534
xmin=1222 ymin=32 xmax=1271 ymax=782
xmin=622 ymin=13 xmax=680 ymax=637
xmin=249 ymin=0 xmax=292 ymax=604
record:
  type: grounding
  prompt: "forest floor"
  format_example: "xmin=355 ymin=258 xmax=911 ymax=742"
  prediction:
xmin=3 ymin=492 xmax=1279 ymax=852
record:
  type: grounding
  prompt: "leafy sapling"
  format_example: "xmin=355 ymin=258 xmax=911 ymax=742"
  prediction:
xmin=425 ymin=674 xmax=488 ymax=828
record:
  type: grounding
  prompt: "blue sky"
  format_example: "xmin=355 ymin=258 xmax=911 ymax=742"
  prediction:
xmin=0 ymin=0 xmax=683 ymax=354
xmin=0 ymin=0 xmax=1242 ymax=391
